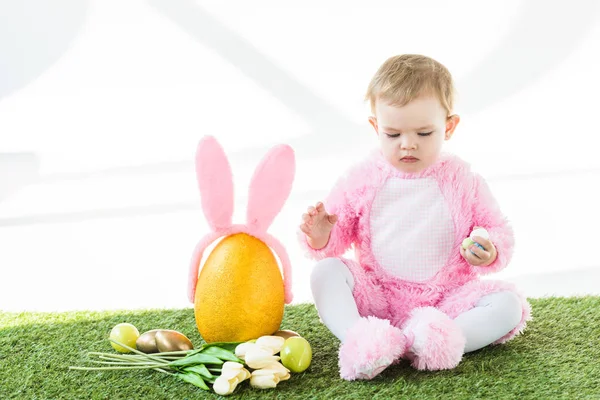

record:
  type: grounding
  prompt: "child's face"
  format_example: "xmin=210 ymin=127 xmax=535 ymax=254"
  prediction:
xmin=369 ymin=95 xmax=459 ymax=173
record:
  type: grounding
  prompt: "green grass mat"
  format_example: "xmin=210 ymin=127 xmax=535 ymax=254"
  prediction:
xmin=1 ymin=297 xmax=599 ymax=399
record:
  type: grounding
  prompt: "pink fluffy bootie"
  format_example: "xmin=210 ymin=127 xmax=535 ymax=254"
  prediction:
xmin=402 ymin=307 xmax=466 ymax=371
xmin=338 ymin=316 xmax=407 ymax=381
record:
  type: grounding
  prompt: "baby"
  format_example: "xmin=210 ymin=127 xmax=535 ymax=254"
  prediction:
xmin=298 ymin=54 xmax=531 ymax=381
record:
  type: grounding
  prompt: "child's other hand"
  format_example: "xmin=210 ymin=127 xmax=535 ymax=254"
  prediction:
xmin=299 ymin=202 xmax=338 ymax=250
xmin=460 ymin=235 xmax=497 ymax=267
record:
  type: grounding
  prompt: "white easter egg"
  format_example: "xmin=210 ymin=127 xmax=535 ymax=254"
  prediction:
xmin=470 ymin=228 xmax=489 ymax=240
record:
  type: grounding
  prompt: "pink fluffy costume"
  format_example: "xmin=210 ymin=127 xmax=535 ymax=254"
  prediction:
xmin=299 ymin=150 xmax=532 ymax=380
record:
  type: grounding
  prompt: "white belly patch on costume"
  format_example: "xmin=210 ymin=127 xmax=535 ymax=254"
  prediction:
xmin=370 ymin=177 xmax=455 ymax=282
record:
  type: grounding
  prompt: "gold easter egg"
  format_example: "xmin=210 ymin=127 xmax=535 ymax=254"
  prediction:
xmin=136 ymin=329 xmax=194 ymax=353
xmin=155 ymin=330 xmax=194 ymax=352
xmin=135 ymin=329 xmax=160 ymax=353
xmin=194 ymin=233 xmax=284 ymax=343
xmin=273 ymin=329 xmax=301 ymax=340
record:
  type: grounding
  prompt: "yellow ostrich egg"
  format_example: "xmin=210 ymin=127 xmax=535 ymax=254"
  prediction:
xmin=194 ymin=233 xmax=284 ymax=343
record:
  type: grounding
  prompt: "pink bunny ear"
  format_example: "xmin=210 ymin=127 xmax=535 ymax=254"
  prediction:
xmin=187 ymin=231 xmax=222 ymax=303
xmin=196 ymin=136 xmax=234 ymax=231
xmin=247 ymin=144 xmax=295 ymax=232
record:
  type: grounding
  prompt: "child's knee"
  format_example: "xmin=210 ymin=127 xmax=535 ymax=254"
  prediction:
xmin=492 ymin=291 xmax=523 ymax=328
xmin=310 ymin=257 xmax=354 ymax=290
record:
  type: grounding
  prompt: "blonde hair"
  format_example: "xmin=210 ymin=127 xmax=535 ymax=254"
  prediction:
xmin=365 ymin=54 xmax=455 ymax=115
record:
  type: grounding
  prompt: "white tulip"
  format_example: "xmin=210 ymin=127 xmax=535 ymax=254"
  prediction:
xmin=213 ymin=376 xmax=237 ymax=396
xmin=212 ymin=362 xmax=250 ymax=396
xmin=244 ymin=345 xmax=280 ymax=369
xmin=250 ymin=369 xmax=280 ymax=389
xmin=220 ymin=362 xmax=251 ymax=380
xmin=234 ymin=342 xmax=257 ymax=359
xmin=255 ymin=335 xmax=285 ymax=354
xmin=259 ymin=361 xmax=291 ymax=381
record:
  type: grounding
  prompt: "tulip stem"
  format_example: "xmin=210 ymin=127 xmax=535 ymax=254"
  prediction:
xmin=71 ymin=342 xmax=250 ymax=393
xmin=153 ymin=367 xmax=175 ymax=375
xmin=90 ymin=360 xmax=166 ymax=366
xmin=148 ymin=350 xmax=193 ymax=356
xmin=108 ymin=339 xmax=170 ymax=364
xmin=69 ymin=364 xmax=169 ymax=371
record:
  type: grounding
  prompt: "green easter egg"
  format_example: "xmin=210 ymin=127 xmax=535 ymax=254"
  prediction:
xmin=462 ymin=237 xmax=474 ymax=250
xmin=280 ymin=337 xmax=312 ymax=373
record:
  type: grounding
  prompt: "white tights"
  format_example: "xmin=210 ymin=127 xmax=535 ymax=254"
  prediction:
xmin=310 ymin=258 xmax=523 ymax=353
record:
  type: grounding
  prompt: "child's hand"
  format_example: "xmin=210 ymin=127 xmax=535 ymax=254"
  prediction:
xmin=460 ymin=234 xmax=497 ymax=267
xmin=299 ymin=202 xmax=338 ymax=250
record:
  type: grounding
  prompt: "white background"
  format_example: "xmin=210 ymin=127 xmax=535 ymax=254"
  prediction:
xmin=1 ymin=0 xmax=599 ymax=311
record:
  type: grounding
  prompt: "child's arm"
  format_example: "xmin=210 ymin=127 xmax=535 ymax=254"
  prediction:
xmin=468 ymin=173 xmax=515 ymax=274
xmin=298 ymin=174 xmax=359 ymax=260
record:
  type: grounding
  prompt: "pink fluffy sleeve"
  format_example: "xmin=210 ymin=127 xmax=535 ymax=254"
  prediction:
xmin=298 ymin=174 xmax=359 ymax=260
xmin=471 ymin=174 xmax=515 ymax=274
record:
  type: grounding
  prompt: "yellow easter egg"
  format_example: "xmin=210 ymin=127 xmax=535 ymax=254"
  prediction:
xmin=194 ymin=233 xmax=284 ymax=343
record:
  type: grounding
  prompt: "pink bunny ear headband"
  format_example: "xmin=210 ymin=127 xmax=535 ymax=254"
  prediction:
xmin=187 ymin=136 xmax=295 ymax=304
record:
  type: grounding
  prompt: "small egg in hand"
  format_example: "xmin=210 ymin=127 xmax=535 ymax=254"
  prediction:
xmin=470 ymin=228 xmax=489 ymax=240
xmin=461 ymin=237 xmax=474 ymax=250
xmin=463 ymin=228 xmax=489 ymax=251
